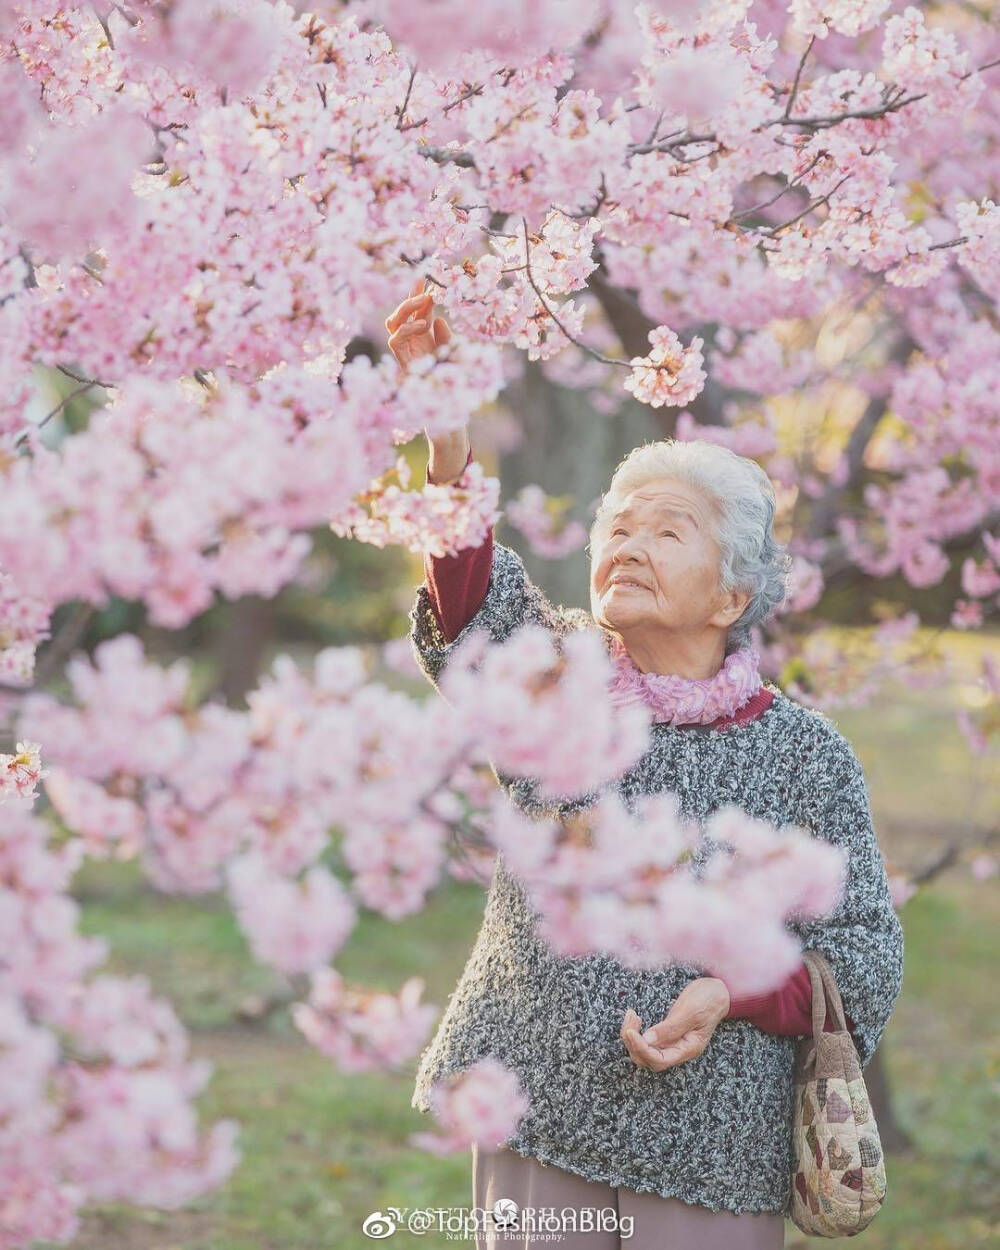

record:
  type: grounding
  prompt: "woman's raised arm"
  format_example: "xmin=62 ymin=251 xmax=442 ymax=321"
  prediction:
xmin=423 ymin=441 xmax=494 ymax=643
xmin=409 ymin=519 xmax=576 ymax=693
xmin=386 ymin=276 xmax=579 ymax=693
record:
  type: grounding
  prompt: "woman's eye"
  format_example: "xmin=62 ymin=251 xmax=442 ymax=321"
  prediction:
xmin=660 ymin=531 xmax=677 ymax=539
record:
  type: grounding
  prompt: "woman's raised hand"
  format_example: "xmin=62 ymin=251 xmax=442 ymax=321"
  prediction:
xmin=386 ymin=275 xmax=469 ymax=485
xmin=385 ymin=275 xmax=451 ymax=377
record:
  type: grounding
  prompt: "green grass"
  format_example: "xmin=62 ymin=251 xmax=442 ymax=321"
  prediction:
xmin=57 ymin=869 xmax=484 ymax=1250
xmin=39 ymin=629 xmax=1000 ymax=1249
xmin=784 ymin=876 xmax=998 ymax=1250
xmin=54 ymin=869 xmax=1000 ymax=1250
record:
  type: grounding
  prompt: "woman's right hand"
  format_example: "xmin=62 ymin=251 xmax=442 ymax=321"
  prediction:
xmin=385 ymin=275 xmax=469 ymax=485
xmin=385 ymin=275 xmax=451 ymax=377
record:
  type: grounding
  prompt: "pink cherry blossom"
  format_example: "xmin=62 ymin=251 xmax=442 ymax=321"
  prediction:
xmin=504 ymin=485 xmax=589 ymax=559
xmin=624 ymin=327 xmax=707 ymax=409
xmin=1 ymin=108 xmax=152 ymax=261
xmin=411 ymin=1056 xmax=531 ymax=1154
xmin=888 ymin=873 xmax=917 ymax=908
xmin=293 ymin=968 xmax=438 ymax=1072
xmin=0 ymin=740 xmax=45 ymax=803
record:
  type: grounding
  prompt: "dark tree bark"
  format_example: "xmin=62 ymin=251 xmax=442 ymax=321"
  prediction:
xmin=866 ymin=1048 xmax=914 ymax=1154
xmin=498 ymin=360 xmax=661 ymax=607
xmin=212 ymin=596 xmax=279 ymax=706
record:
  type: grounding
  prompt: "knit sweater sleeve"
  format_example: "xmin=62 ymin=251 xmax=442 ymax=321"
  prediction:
xmin=784 ymin=730 xmax=905 ymax=1069
xmin=409 ymin=479 xmax=576 ymax=695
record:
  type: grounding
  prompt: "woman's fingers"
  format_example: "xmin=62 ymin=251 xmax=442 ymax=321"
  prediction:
xmin=388 ymin=317 xmax=433 ymax=375
xmin=624 ymin=1026 xmax=660 ymax=1070
xmin=385 ymin=289 xmax=432 ymax=334
xmin=385 ymin=295 xmax=430 ymax=334
xmin=619 ymin=1007 xmax=641 ymax=1042
xmin=620 ymin=1009 xmax=653 ymax=1069
xmin=655 ymin=1035 xmax=704 ymax=1066
xmin=620 ymin=1006 xmax=705 ymax=1071
xmin=627 ymin=1027 xmax=697 ymax=1071
xmin=396 ymin=319 xmax=427 ymax=337
xmin=385 ymin=278 xmax=450 ymax=379
xmin=388 ymin=320 xmax=428 ymax=352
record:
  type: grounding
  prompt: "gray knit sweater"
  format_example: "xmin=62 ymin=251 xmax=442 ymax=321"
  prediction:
xmin=407 ymin=540 xmax=904 ymax=1215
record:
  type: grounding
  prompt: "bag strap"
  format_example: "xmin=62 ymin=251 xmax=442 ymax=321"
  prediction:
xmin=804 ymin=949 xmax=849 ymax=1040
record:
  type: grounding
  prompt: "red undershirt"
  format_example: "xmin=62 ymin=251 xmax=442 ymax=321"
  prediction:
xmin=422 ymin=444 xmax=854 ymax=1041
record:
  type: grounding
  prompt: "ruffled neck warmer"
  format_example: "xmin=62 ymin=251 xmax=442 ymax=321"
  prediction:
xmin=604 ymin=633 xmax=764 ymax=726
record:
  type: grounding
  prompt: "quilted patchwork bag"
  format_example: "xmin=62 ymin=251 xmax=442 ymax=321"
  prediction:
xmin=787 ymin=950 xmax=887 ymax=1237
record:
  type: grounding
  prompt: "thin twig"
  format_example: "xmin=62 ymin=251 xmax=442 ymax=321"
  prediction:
xmin=394 ymin=60 xmax=418 ymax=130
xmin=91 ymin=3 xmax=115 ymax=49
xmin=732 ymin=152 xmax=825 ymax=222
xmin=784 ymin=34 xmax=816 ymax=119
xmin=519 ymin=218 xmax=683 ymax=376
xmin=57 ymin=363 xmax=114 ymax=390
xmin=759 ymin=172 xmax=853 ymax=236
xmin=927 ymin=235 xmax=968 ymax=251
xmin=39 ymin=382 xmax=99 ymax=427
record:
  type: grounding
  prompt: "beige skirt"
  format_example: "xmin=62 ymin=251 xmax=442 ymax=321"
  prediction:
xmin=472 ymin=1144 xmax=785 ymax=1250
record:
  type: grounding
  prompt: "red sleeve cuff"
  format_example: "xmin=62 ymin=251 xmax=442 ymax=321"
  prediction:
xmin=717 ymin=960 xmax=856 ymax=1037
xmin=423 ymin=442 xmax=493 ymax=643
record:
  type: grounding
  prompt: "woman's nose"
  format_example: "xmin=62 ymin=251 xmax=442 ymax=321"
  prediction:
xmin=613 ymin=534 xmax=648 ymax=563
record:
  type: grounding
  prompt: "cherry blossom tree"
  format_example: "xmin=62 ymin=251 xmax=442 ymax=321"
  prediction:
xmin=0 ymin=0 xmax=996 ymax=1241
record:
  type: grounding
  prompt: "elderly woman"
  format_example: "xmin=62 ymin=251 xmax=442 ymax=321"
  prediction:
xmin=388 ymin=284 xmax=904 ymax=1250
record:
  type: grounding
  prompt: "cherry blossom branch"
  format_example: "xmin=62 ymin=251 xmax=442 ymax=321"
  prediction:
xmin=37 ymin=382 xmax=101 ymax=430
xmin=731 ymin=151 xmax=827 ymax=222
xmin=394 ymin=60 xmax=418 ymax=130
xmin=90 ymin=4 xmax=115 ymax=49
xmin=520 ymin=219 xmax=624 ymax=368
xmin=56 ymin=363 xmax=114 ymax=391
xmin=774 ymin=82 xmax=915 ymax=130
xmin=111 ymin=1 xmax=139 ymax=26
xmin=398 ymin=82 xmax=487 ymax=133
xmin=520 ymin=218 xmax=676 ymax=375
xmin=18 ymin=243 xmax=37 ymax=288
xmin=758 ymin=172 xmax=854 ymax=236
xmin=421 ymin=52 xmax=1000 ymax=170
xmin=628 ymin=131 xmax=715 ymax=156
xmin=643 ymin=110 xmax=666 ymax=147
xmin=771 ymin=51 xmax=999 ymax=129
xmin=820 ymin=507 xmax=1000 ymax=586
xmin=784 ymin=34 xmax=816 ymax=119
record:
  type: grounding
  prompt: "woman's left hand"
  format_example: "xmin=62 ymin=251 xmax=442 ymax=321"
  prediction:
xmin=620 ymin=977 xmax=731 ymax=1071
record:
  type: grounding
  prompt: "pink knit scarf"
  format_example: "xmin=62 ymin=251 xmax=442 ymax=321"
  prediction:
xmin=604 ymin=633 xmax=763 ymax=726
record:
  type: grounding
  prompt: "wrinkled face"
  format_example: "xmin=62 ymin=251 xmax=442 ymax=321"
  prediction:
xmin=589 ymin=478 xmax=733 ymax=638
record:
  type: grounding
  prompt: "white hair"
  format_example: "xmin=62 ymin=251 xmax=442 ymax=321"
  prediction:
xmin=587 ymin=439 xmax=793 ymax=655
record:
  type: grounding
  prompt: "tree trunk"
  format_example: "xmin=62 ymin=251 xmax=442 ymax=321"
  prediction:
xmin=865 ymin=1046 xmax=914 ymax=1154
xmin=498 ymin=361 xmax=662 ymax=608
xmin=212 ymin=596 xmax=278 ymax=706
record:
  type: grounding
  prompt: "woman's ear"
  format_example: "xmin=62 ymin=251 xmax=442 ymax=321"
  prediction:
xmin=711 ymin=586 xmax=753 ymax=628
